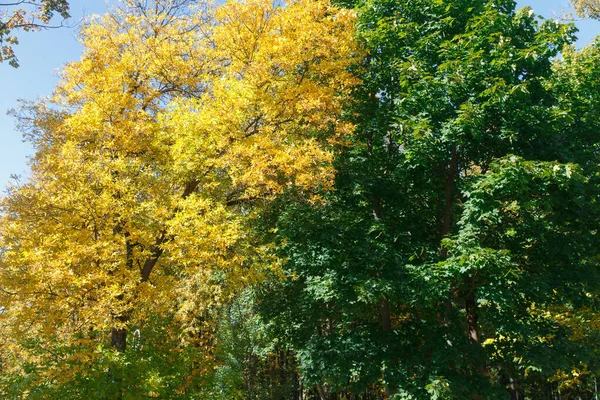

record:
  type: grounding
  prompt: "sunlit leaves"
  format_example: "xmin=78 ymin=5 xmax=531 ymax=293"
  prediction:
xmin=570 ymin=0 xmax=600 ymax=19
xmin=0 ymin=0 xmax=359 ymax=395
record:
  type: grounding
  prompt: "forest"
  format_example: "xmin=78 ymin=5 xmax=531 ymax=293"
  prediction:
xmin=1 ymin=0 xmax=600 ymax=398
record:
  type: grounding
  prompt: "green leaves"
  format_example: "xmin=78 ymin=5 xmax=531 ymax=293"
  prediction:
xmin=0 ymin=0 xmax=71 ymax=67
xmin=259 ymin=0 xmax=600 ymax=398
xmin=4 ymin=0 xmax=600 ymax=397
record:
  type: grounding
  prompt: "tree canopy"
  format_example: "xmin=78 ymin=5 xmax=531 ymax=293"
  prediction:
xmin=0 ymin=0 xmax=359 ymax=397
xmin=2 ymin=0 xmax=600 ymax=399
xmin=259 ymin=0 xmax=600 ymax=398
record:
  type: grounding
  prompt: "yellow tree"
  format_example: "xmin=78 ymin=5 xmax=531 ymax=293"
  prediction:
xmin=0 ymin=0 xmax=359 ymax=394
xmin=570 ymin=0 xmax=600 ymax=19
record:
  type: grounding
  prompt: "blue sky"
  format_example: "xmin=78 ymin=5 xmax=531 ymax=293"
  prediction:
xmin=0 ymin=0 xmax=599 ymax=192
xmin=0 ymin=2 xmax=110 ymax=191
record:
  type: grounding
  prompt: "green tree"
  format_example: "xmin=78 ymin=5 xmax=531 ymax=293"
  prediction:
xmin=260 ymin=0 xmax=600 ymax=398
xmin=0 ymin=0 xmax=70 ymax=67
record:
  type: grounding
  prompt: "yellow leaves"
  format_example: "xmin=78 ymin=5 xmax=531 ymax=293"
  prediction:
xmin=570 ymin=0 xmax=600 ymax=20
xmin=0 ymin=0 xmax=359 ymax=385
xmin=552 ymin=366 xmax=592 ymax=390
xmin=165 ymin=195 xmax=241 ymax=265
xmin=527 ymin=301 xmax=600 ymax=343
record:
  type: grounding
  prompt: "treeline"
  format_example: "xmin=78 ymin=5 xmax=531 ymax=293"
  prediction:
xmin=2 ymin=0 xmax=600 ymax=399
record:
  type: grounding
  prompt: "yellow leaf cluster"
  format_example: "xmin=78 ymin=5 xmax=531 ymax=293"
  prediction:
xmin=0 ymin=0 xmax=360 ymax=387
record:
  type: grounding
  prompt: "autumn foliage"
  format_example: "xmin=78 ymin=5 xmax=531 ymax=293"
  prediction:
xmin=0 ymin=0 xmax=359 ymax=396
xmin=3 ymin=0 xmax=600 ymax=399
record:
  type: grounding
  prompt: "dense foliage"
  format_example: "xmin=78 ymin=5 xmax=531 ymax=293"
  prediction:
xmin=2 ymin=0 xmax=600 ymax=399
xmin=258 ymin=1 xmax=600 ymax=398
xmin=0 ymin=0 xmax=358 ymax=397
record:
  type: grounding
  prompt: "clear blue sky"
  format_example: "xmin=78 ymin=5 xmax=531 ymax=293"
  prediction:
xmin=0 ymin=0 xmax=599 ymax=192
xmin=0 ymin=2 xmax=110 ymax=192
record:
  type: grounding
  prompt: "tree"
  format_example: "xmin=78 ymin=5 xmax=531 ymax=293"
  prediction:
xmin=260 ymin=0 xmax=600 ymax=398
xmin=0 ymin=0 xmax=70 ymax=67
xmin=570 ymin=0 xmax=600 ymax=19
xmin=0 ymin=0 xmax=359 ymax=396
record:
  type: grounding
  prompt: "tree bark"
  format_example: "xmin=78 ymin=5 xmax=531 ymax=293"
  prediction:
xmin=317 ymin=384 xmax=331 ymax=400
xmin=439 ymin=148 xmax=460 ymax=344
xmin=440 ymin=147 xmax=459 ymax=257
xmin=507 ymin=377 xmax=524 ymax=400
xmin=111 ymin=327 xmax=127 ymax=352
xmin=465 ymin=283 xmax=479 ymax=345
xmin=379 ymin=298 xmax=392 ymax=333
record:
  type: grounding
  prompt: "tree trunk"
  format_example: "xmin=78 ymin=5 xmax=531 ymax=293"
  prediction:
xmin=464 ymin=282 xmax=479 ymax=345
xmin=111 ymin=327 xmax=127 ymax=352
xmin=439 ymin=148 xmax=459 ymax=346
xmin=379 ymin=298 xmax=392 ymax=333
xmin=110 ymin=289 xmax=129 ymax=353
xmin=317 ymin=384 xmax=331 ymax=400
xmin=464 ymin=275 xmax=487 ymax=384
xmin=440 ymin=147 xmax=459 ymax=257
xmin=507 ymin=377 xmax=524 ymax=400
